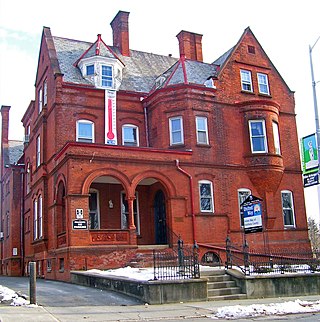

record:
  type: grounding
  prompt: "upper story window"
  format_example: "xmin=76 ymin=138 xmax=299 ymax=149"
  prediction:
xmin=199 ymin=180 xmax=214 ymax=213
xmin=26 ymin=163 xmax=31 ymax=194
xmin=281 ymin=190 xmax=296 ymax=227
xmin=249 ymin=120 xmax=267 ymax=153
xmin=169 ymin=116 xmax=184 ymax=145
xmin=196 ymin=116 xmax=209 ymax=144
xmin=101 ymin=65 xmax=113 ymax=88
xmin=257 ymin=73 xmax=270 ymax=95
xmin=86 ymin=64 xmax=94 ymax=76
xmin=76 ymin=120 xmax=94 ymax=143
xmin=43 ymin=80 xmax=47 ymax=106
xmin=38 ymin=195 xmax=43 ymax=239
xmin=272 ymin=121 xmax=281 ymax=155
xmin=38 ymin=87 xmax=43 ymax=114
xmin=33 ymin=198 xmax=38 ymax=240
xmin=240 ymin=69 xmax=253 ymax=92
xmin=238 ymin=188 xmax=251 ymax=227
xmin=36 ymin=135 xmax=41 ymax=167
xmin=122 ymin=124 xmax=139 ymax=146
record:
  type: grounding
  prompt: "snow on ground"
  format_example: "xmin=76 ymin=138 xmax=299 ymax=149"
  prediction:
xmin=0 ymin=285 xmax=29 ymax=306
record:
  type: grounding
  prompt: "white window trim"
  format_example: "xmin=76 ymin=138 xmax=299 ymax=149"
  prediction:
xmin=36 ymin=135 xmax=41 ymax=167
xmin=272 ymin=121 xmax=281 ymax=155
xmin=238 ymin=188 xmax=251 ymax=227
xmin=169 ymin=116 xmax=184 ymax=145
xmin=249 ymin=120 xmax=268 ymax=153
xmin=199 ymin=180 xmax=214 ymax=213
xmin=281 ymin=190 xmax=296 ymax=228
xmin=196 ymin=116 xmax=209 ymax=144
xmin=122 ymin=124 xmax=139 ymax=146
xmin=38 ymin=87 xmax=43 ymax=113
xmin=76 ymin=120 xmax=95 ymax=143
xmin=240 ymin=69 xmax=253 ymax=92
xmin=257 ymin=73 xmax=270 ymax=95
xmin=101 ymin=64 xmax=114 ymax=88
xmin=89 ymin=189 xmax=100 ymax=230
xmin=38 ymin=195 xmax=43 ymax=238
xmin=121 ymin=191 xmax=140 ymax=235
xmin=33 ymin=199 xmax=38 ymax=240
xmin=43 ymin=80 xmax=47 ymax=106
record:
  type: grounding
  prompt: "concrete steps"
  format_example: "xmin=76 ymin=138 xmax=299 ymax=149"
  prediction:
xmin=201 ymin=268 xmax=247 ymax=301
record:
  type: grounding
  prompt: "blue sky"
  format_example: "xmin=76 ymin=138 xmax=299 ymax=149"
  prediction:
xmin=0 ymin=0 xmax=320 ymax=220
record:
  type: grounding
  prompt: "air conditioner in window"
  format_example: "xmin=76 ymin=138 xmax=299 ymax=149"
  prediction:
xmin=0 ymin=232 xmax=4 ymax=239
xmin=24 ymin=135 xmax=30 ymax=143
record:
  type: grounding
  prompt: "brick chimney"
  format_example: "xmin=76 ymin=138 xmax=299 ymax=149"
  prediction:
xmin=176 ymin=31 xmax=203 ymax=62
xmin=110 ymin=11 xmax=130 ymax=57
xmin=1 ymin=105 xmax=10 ymax=173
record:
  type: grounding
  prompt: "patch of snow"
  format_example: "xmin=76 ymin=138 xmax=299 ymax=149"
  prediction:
xmin=0 ymin=285 xmax=30 ymax=306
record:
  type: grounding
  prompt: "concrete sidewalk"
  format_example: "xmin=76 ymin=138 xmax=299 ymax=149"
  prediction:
xmin=1 ymin=295 xmax=320 ymax=321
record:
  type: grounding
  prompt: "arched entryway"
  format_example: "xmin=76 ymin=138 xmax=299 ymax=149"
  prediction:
xmin=154 ymin=190 xmax=167 ymax=245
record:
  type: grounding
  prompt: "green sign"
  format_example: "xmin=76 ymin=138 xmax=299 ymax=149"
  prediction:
xmin=301 ymin=134 xmax=319 ymax=187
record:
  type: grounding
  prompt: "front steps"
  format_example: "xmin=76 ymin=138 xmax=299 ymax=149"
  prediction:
xmin=202 ymin=268 xmax=247 ymax=301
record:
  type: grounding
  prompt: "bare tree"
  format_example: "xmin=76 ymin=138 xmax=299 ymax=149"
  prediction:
xmin=308 ymin=218 xmax=320 ymax=252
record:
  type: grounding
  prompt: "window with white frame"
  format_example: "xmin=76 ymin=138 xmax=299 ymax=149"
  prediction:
xmin=76 ymin=120 xmax=94 ymax=143
xmin=86 ymin=64 xmax=94 ymax=76
xmin=26 ymin=163 xmax=31 ymax=194
xmin=238 ymin=188 xmax=251 ymax=227
xmin=199 ymin=180 xmax=214 ymax=212
xmin=38 ymin=87 xmax=43 ymax=113
xmin=122 ymin=124 xmax=139 ymax=146
xmin=43 ymin=80 xmax=47 ymax=106
xmin=257 ymin=73 xmax=270 ymax=95
xmin=249 ymin=120 xmax=268 ymax=153
xmin=272 ymin=121 xmax=281 ymax=154
xmin=196 ymin=116 xmax=209 ymax=144
xmin=36 ymin=135 xmax=41 ymax=167
xmin=121 ymin=192 xmax=140 ymax=234
xmin=240 ymin=70 xmax=253 ymax=92
xmin=38 ymin=195 xmax=43 ymax=238
xmin=169 ymin=116 xmax=184 ymax=145
xmin=33 ymin=199 xmax=38 ymax=240
xmin=281 ymin=190 xmax=296 ymax=227
xmin=101 ymin=65 xmax=113 ymax=88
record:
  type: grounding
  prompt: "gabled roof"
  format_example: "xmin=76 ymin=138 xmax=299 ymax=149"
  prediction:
xmin=4 ymin=140 xmax=24 ymax=166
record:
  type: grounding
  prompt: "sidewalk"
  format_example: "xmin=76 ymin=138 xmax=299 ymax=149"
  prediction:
xmin=1 ymin=295 xmax=320 ymax=321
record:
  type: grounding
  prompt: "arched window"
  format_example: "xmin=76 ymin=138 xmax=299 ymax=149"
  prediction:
xmin=281 ymin=190 xmax=296 ymax=227
xmin=76 ymin=120 xmax=94 ymax=143
xmin=57 ymin=182 xmax=66 ymax=235
xmin=26 ymin=163 xmax=31 ymax=194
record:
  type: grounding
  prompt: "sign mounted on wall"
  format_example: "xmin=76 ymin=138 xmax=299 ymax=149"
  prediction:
xmin=105 ymin=90 xmax=117 ymax=145
xmin=241 ymin=195 xmax=263 ymax=234
xmin=301 ymin=133 xmax=319 ymax=187
xmin=72 ymin=219 xmax=88 ymax=230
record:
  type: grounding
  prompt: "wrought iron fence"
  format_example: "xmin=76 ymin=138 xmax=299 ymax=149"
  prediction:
xmin=153 ymin=237 xmax=200 ymax=280
xmin=225 ymin=236 xmax=320 ymax=276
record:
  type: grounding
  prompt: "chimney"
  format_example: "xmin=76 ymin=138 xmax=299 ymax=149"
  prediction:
xmin=176 ymin=31 xmax=203 ymax=62
xmin=110 ymin=11 xmax=130 ymax=57
xmin=1 ymin=105 xmax=10 ymax=174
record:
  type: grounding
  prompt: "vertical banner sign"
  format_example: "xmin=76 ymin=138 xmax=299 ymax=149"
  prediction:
xmin=105 ymin=90 xmax=117 ymax=145
xmin=301 ymin=133 xmax=319 ymax=187
xmin=241 ymin=195 xmax=263 ymax=234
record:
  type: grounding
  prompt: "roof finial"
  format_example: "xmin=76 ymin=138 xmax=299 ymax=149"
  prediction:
xmin=96 ymin=34 xmax=102 ymax=55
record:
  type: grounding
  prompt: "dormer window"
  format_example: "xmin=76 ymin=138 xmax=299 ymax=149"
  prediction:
xmin=86 ymin=65 xmax=94 ymax=76
xmin=101 ymin=65 xmax=113 ymax=87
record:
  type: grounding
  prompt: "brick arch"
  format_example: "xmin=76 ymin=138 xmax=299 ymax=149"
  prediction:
xmin=81 ymin=168 xmax=131 ymax=195
xmin=55 ymin=173 xmax=67 ymax=198
xmin=131 ymin=170 xmax=176 ymax=197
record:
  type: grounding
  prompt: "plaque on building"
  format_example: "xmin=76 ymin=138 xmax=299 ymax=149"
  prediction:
xmin=72 ymin=219 xmax=88 ymax=230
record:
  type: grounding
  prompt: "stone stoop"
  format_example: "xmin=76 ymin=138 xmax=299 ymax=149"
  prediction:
xmin=202 ymin=268 xmax=247 ymax=301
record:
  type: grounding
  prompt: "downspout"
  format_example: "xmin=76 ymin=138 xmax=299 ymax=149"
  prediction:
xmin=175 ymin=159 xmax=196 ymax=243
xmin=20 ymin=168 xmax=25 ymax=276
xmin=143 ymin=105 xmax=150 ymax=147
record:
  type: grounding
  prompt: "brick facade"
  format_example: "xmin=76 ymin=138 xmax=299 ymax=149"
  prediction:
xmin=0 ymin=11 xmax=311 ymax=281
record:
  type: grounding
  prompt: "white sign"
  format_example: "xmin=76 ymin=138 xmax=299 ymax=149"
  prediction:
xmin=76 ymin=208 xmax=84 ymax=219
xmin=105 ymin=90 xmax=117 ymax=145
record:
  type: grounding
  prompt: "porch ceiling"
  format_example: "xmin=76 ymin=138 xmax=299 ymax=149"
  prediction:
xmin=93 ymin=176 xmax=158 ymax=185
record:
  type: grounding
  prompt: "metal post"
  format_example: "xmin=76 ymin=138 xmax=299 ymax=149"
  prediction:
xmin=177 ymin=236 xmax=184 ymax=274
xmin=29 ymin=261 xmax=36 ymax=305
xmin=309 ymin=36 xmax=320 ymax=221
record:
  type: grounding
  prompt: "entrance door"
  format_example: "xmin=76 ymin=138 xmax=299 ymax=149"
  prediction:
xmin=154 ymin=190 xmax=167 ymax=244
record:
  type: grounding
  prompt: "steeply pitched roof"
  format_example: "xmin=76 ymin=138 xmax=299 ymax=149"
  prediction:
xmin=3 ymin=140 xmax=24 ymax=166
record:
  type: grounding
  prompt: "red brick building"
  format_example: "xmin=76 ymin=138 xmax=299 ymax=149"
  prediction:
xmin=1 ymin=11 xmax=311 ymax=280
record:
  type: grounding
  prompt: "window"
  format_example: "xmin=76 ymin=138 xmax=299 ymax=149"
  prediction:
xmin=272 ymin=121 xmax=281 ymax=154
xmin=38 ymin=195 xmax=43 ymax=239
xmin=281 ymin=190 xmax=295 ymax=227
xmin=76 ymin=120 xmax=94 ymax=143
xmin=249 ymin=120 xmax=267 ymax=153
xmin=59 ymin=258 xmax=64 ymax=272
xmin=26 ymin=163 xmax=31 ymax=194
xmin=6 ymin=211 xmax=9 ymax=237
xmin=43 ymin=80 xmax=47 ymax=106
xmin=196 ymin=116 xmax=209 ymax=144
xmin=33 ymin=199 xmax=38 ymax=240
xmin=240 ymin=70 xmax=253 ymax=92
xmin=199 ymin=180 xmax=214 ymax=213
xmin=238 ymin=188 xmax=251 ymax=227
xmin=169 ymin=116 xmax=184 ymax=145
xmin=38 ymin=87 xmax=43 ymax=113
xmin=89 ymin=189 xmax=100 ymax=229
xmin=47 ymin=259 xmax=52 ymax=272
xmin=257 ymin=73 xmax=270 ymax=95
xmin=101 ymin=65 xmax=113 ymax=87
xmin=122 ymin=125 xmax=139 ymax=146
xmin=121 ymin=192 xmax=140 ymax=234
xmin=36 ymin=135 xmax=41 ymax=167
xmin=248 ymin=45 xmax=255 ymax=54
xmin=86 ymin=64 xmax=94 ymax=76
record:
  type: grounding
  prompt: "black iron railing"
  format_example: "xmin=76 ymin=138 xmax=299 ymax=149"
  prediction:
xmin=225 ymin=236 xmax=320 ymax=275
xmin=153 ymin=237 xmax=200 ymax=280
